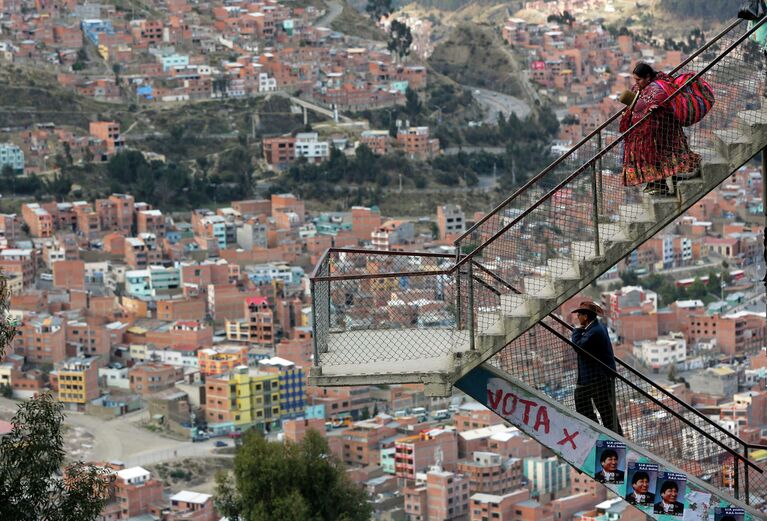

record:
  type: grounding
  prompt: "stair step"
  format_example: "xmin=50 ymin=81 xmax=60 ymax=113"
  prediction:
xmin=500 ymin=293 xmax=552 ymax=318
xmin=500 ymin=293 xmax=532 ymax=317
xmin=695 ymin=149 xmax=731 ymax=184
xmin=598 ymin=222 xmax=630 ymax=242
xmin=675 ymin=177 xmax=704 ymax=201
xmin=736 ymin=107 xmax=767 ymax=134
xmin=712 ymin=130 xmax=754 ymax=163
xmin=477 ymin=311 xmax=505 ymax=336
xmin=523 ymin=276 xmax=557 ymax=297
xmin=619 ymin=203 xmax=653 ymax=223
xmin=570 ymin=240 xmax=604 ymax=261
xmin=546 ymin=258 xmax=581 ymax=280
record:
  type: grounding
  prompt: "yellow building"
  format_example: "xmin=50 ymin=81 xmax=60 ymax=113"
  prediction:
xmin=197 ymin=345 xmax=248 ymax=377
xmin=129 ymin=343 xmax=149 ymax=362
xmin=205 ymin=366 xmax=280 ymax=433
xmin=224 ymin=318 xmax=251 ymax=342
xmin=55 ymin=357 xmax=99 ymax=405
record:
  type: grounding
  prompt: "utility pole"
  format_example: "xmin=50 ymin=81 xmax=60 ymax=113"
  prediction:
xmin=492 ymin=161 xmax=497 ymax=189
xmin=251 ymin=112 xmax=259 ymax=141
xmin=721 ymin=276 xmax=725 ymax=303
xmin=399 ymin=173 xmax=403 ymax=193
xmin=511 ymin=156 xmax=516 ymax=186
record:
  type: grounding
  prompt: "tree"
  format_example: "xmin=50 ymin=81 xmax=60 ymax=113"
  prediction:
xmin=365 ymin=0 xmax=392 ymax=21
xmin=0 ymin=277 xmax=112 ymax=520
xmin=112 ymin=63 xmax=122 ymax=85
xmin=405 ymin=87 xmax=421 ymax=117
xmin=41 ymin=173 xmax=73 ymax=201
xmin=620 ymin=270 xmax=639 ymax=286
xmin=667 ymin=364 xmax=678 ymax=382
xmin=687 ymin=278 xmax=708 ymax=300
xmin=215 ymin=429 xmax=371 ymax=521
xmin=387 ymin=20 xmax=413 ymax=61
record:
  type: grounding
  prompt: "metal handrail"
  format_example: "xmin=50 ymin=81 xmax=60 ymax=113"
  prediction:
xmin=315 ymin=18 xmax=761 ymax=279
xmin=453 ymin=14 xmax=767 ymax=271
xmin=454 ymin=17 xmax=744 ymax=245
xmin=470 ymin=260 xmax=764 ymax=474
xmin=311 ymin=248 xmax=454 ymax=282
xmin=316 ymin=251 xmax=765 ymax=468
xmin=310 ymin=16 xmax=767 ymax=479
xmin=471 ymin=261 xmax=762 ymax=454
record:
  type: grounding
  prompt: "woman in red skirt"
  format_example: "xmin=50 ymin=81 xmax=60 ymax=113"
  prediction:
xmin=620 ymin=63 xmax=701 ymax=196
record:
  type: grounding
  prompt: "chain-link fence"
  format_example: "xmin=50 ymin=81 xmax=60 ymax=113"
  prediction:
xmin=455 ymin=17 xmax=767 ymax=350
xmin=309 ymin=14 xmax=767 ymax=508
xmin=311 ymin=249 xmax=469 ymax=376
xmin=486 ymin=307 xmax=766 ymax=509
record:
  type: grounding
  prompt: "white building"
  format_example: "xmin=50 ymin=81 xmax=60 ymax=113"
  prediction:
xmin=258 ymin=72 xmax=277 ymax=92
xmin=116 ymin=466 xmax=151 ymax=485
xmin=633 ymin=332 xmax=686 ymax=370
xmin=294 ymin=132 xmax=329 ymax=162
xmin=146 ymin=345 xmax=200 ymax=369
xmin=99 ymin=366 xmax=130 ymax=389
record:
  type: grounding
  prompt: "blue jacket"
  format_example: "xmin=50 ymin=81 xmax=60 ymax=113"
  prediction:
xmin=571 ymin=319 xmax=617 ymax=384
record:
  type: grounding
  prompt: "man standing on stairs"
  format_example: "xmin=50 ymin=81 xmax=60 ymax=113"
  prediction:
xmin=570 ymin=300 xmax=624 ymax=436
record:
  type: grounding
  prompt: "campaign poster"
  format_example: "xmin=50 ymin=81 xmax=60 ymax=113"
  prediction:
xmin=625 ymin=462 xmax=658 ymax=507
xmin=593 ymin=440 xmax=626 ymax=484
xmin=653 ymin=471 xmax=687 ymax=517
xmin=714 ymin=507 xmax=745 ymax=521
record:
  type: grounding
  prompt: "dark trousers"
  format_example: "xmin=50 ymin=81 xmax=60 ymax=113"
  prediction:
xmin=574 ymin=379 xmax=623 ymax=436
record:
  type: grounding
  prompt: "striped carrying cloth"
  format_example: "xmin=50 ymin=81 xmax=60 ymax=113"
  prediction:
xmin=655 ymin=72 xmax=715 ymax=127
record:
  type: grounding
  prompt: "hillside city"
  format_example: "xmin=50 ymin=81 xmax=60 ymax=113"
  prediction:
xmin=1 ymin=0 xmax=767 ymax=520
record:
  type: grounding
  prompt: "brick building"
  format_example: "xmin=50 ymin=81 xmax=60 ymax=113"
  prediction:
xmin=394 ymin=428 xmax=459 ymax=480
xmin=112 ymin=467 xmax=165 ymax=518
xmin=129 ymin=362 xmax=184 ymax=396
xmin=456 ymin=451 xmax=523 ymax=495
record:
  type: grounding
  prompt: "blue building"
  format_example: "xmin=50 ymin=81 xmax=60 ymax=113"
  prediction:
xmin=81 ymin=19 xmax=115 ymax=45
xmin=160 ymin=53 xmax=190 ymax=72
xmin=259 ymin=357 xmax=305 ymax=421
xmin=0 ymin=143 xmax=24 ymax=172
xmin=136 ymin=85 xmax=154 ymax=100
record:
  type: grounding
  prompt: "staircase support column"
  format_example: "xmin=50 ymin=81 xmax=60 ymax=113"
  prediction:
xmin=467 ymin=262 xmax=475 ymax=351
xmin=590 ymin=160 xmax=601 ymax=257
xmin=744 ymin=444 xmax=750 ymax=504
xmin=311 ymin=280 xmax=319 ymax=366
xmin=597 ymin=131 xmax=604 ymax=215
xmin=762 ymin=147 xmax=767 ymax=300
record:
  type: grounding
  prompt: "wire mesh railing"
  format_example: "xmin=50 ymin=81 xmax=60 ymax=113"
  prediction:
xmin=311 ymin=247 xmax=766 ymax=506
xmin=487 ymin=310 xmax=767 ymax=509
xmin=311 ymin=249 xmax=468 ymax=374
xmin=472 ymin=261 xmax=767 ymax=507
xmin=454 ymin=16 xmax=767 ymax=347
xmin=309 ymin=14 xmax=767 ymax=508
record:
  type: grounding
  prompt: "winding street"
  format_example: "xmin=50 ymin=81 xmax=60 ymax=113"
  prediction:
xmin=0 ymin=397 xmax=224 ymax=467
xmin=316 ymin=0 xmax=344 ymax=28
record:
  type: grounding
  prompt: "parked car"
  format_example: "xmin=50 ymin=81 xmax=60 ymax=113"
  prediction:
xmin=214 ymin=440 xmax=228 ymax=447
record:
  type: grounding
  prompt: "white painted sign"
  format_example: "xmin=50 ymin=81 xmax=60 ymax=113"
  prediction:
xmin=486 ymin=377 xmax=600 ymax=466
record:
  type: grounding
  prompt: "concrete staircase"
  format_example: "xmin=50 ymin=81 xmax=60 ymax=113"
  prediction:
xmin=456 ymin=108 xmax=767 ymax=383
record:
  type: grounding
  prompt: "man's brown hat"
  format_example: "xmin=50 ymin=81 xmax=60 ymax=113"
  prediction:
xmin=570 ymin=300 xmax=604 ymax=317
